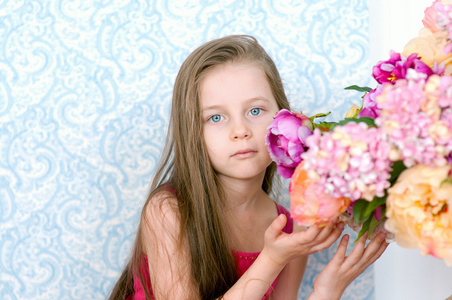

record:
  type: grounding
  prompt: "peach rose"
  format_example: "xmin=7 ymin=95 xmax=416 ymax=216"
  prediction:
xmin=402 ymin=28 xmax=452 ymax=74
xmin=385 ymin=164 xmax=452 ymax=265
xmin=289 ymin=162 xmax=350 ymax=226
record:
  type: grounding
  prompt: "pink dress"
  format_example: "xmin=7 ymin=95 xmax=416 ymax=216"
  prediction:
xmin=128 ymin=203 xmax=293 ymax=300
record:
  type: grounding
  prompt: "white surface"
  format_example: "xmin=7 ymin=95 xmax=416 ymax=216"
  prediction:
xmin=370 ymin=1 xmax=452 ymax=299
xmin=375 ymin=244 xmax=452 ymax=300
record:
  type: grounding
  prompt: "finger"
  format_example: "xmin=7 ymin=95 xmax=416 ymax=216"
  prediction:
xmin=310 ymin=223 xmax=345 ymax=252
xmin=313 ymin=221 xmax=338 ymax=242
xmin=367 ymin=239 xmax=389 ymax=266
xmin=345 ymin=232 xmax=368 ymax=266
xmin=373 ymin=238 xmax=389 ymax=260
xmin=331 ymin=234 xmax=349 ymax=264
xmin=361 ymin=233 xmax=389 ymax=265
xmin=265 ymin=214 xmax=287 ymax=240
xmin=351 ymin=232 xmax=368 ymax=255
xmin=298 ymin=224 xmax=323 ymax=242
xmin=349 ymin=232 xmax=388 ymax=271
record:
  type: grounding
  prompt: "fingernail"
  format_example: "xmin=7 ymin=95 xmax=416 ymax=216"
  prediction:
xmin=337 ymin=223 xmax=344 ymax=230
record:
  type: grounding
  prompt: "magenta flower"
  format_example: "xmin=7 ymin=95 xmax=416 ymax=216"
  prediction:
xmin=266 ymin=109 xmax=314 ymax=179
xmin=372 ymin=51 xmax=402 ymax=84
xmin=372 ymin=51 xmax=439 ymax=85
xmin=358 ymin=85 xmax=384 ymax=119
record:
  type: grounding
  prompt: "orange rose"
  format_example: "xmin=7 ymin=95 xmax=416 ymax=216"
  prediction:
xmin=289 ymin=162 xmax=350 ymax=226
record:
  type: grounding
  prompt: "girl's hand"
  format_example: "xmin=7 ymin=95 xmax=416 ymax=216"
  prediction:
xmin=261 ymin=214 xmax=345 ymax=268
xmin=310 ymin=232 xmax=389 ymax=300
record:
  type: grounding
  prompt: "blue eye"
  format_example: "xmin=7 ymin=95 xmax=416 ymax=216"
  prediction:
xmin=249 ymin=108 xmax=262 ymax=116
xmin=209 ymin=114 xmax=223 ymax=123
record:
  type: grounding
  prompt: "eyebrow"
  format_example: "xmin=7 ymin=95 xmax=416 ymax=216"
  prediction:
xmin=201 ymin=96 xmax=271 ymax=112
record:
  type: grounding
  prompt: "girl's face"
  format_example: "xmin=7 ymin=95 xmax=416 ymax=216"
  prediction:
xmin=199 ymin=62 xmax=279 ymax=183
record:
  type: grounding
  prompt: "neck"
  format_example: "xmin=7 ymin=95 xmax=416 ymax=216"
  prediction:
xmin=219 ymin=172 xmax=268 ymax=210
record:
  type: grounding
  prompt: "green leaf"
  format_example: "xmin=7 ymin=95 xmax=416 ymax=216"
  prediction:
xmin=440 ymin=177 xmax=452 ymax=187
xmin=363 ymin=195 xmax=387 ymax=218
xmin=353 ymin=200 xmax=370 ymax=223
xmin=345 ymin=85 xmax=373 ymax=93
xmin=355 ymin=215 xmax=373 ymax=242
xmin=367 ymin=216 xmax=381 ymax=238
xmin=330 ymin=117 xmax=376 ymax=130
xmin=309 ymin=112 xmax=331 ymax=121
xmin=389 ymin=161 xmax=407 ymax=185
xmin=314 ymin=122 xmax=336 ymax=132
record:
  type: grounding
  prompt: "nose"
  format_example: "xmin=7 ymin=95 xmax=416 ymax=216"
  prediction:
xmin=231 ymin=119 xmax=252 ymax=140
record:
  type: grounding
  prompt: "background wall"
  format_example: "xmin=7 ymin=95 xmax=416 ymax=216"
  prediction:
xmin=0 ymin=0 xmax=380 ymax=299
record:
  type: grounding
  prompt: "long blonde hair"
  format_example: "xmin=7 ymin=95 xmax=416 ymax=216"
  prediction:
xmin=109 ymin=35 xmax=291 ymax=300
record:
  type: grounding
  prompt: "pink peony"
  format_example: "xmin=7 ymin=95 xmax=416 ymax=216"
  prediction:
xmin=358 ymin=85 xmax=384 ymax=119
xmin=423 ymin=0 xmax=441 ymax=32
xmin=434 ymin=1 xmax=452 ymax=55
xmin=372 ymin=51 xmax=440 ymax=85
xmin=266 ymin=109 xmax=314 ymax=179
xmin=385 ymin=163 xmax=452 ymax=265
xmin=290 ymin=161 xmax=350 ymax=226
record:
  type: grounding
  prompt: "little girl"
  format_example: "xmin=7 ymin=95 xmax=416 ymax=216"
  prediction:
xmin=109 ymin=35 xmax=388 ymax=300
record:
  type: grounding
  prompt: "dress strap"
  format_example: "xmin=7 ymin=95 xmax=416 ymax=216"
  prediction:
xmin=275 ymin=203 xmax=293 ymax=234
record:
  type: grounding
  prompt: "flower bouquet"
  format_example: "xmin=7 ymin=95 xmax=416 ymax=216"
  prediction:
xmin=266 ymin=0 xmax=452 ymax=266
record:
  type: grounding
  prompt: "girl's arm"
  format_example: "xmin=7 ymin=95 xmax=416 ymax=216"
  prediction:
xmin=221 ymin=214 xmax=345 ymax=300
xmin=143 ymin=194 xmax=345 ymax=300
xmin=142 ymin=193 xmax=199 ymax=299
xmin=269 ymin=221 xmax=388 ymax=300
xmin=270 ymin=220 xmax=345 ymax=299
xmin=269 ymin=222 xmax=309 ymax=300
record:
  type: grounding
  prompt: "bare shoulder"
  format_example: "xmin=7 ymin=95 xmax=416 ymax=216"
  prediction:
xmin=141 ymin=191 xmax=198 ymax=298
xmin=144 ymin=190 xmax=179 ymax=221
xmin=141 ymin=190 xmax=181 ymax=244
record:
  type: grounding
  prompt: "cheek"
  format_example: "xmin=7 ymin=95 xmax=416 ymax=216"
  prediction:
xmin=203 ymin=131 xmax=221 ymax=154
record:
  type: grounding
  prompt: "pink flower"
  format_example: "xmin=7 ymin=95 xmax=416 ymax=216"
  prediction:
xmin=375 ymin=74 xmax=452 ymax=167
xmin=423 ymin=0 xmax=441 ymax=32
xmin=302 ymin=123 xmax=393 ymax=201
xmin=358 ymin=85 xmax=384 ymax=119
xmin=431 ymin=2 xmax=452 ymax=55
xmin=266 ymin=109 xmax=314 ymax=179
xmin=385 ymin=164 xmax=452 ymax=265
xmin=372 ymin=51 xmax=439 ymax=85
xmin=290 ymin=162 xmax=350 ymax=226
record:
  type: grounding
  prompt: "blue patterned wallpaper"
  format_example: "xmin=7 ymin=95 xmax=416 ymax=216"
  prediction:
xmin=0 ymin=1 xmax=371 ymax=299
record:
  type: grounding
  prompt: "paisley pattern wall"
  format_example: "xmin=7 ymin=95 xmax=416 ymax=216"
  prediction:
xmin=0 ymin=1 xmax=372 ymax=299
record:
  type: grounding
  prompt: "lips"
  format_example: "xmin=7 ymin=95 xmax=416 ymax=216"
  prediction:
xmin=232 ymin=149 xmax=257 ymax=158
